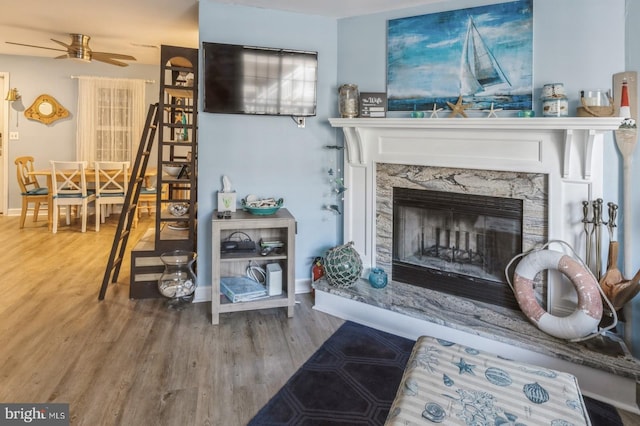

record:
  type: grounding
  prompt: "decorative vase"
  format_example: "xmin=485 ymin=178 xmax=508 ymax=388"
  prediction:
xmin=368 ymin=268 xmax=388 ymax=288
xmin=339 ymin=84 xmax=359 ymax=118
xmin=158 ymin=250 xmax=197 ymax=309
xmin=323 ymin=241 xmax=363 ymax=288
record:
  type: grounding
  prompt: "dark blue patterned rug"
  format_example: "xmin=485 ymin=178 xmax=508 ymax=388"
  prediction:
xmin=248 ymin=321 xmax=623 ymax=426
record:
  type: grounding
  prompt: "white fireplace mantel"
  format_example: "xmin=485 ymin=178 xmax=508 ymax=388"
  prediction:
xmin=330 ymin=117 xmax=623 ymax=179
xmin=329 ymin=117 xmax=622 ymax=310
xmin=329 ymin=117 xmax=623 ymax=131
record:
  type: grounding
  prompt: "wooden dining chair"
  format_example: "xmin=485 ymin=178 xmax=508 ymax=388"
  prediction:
xmin=94 ymin=161 xmax=130 ymax=232
xmin=134 ymin=183 xmax=167 ymax=228
xmin=14 ymin=156 xmax=49 ymax=229
xmin=50 ymin=160 xmax=96 ymax=233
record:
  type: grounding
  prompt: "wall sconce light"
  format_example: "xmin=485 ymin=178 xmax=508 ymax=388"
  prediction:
xmin=5 ymin=87 xmax=21 ymax=102
xmin=5 ymin=88 xmax=22 ymax=127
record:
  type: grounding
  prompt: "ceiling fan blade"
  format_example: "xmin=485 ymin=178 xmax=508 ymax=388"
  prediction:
xmin=50 ymin=38 xmax=71 ymax=49
xmin=92 ymin=51 xmax=136 ymax=61
xmin=90 ymin=55 xmax=130 ymax=67
xmin=5 ymin=41 xmax=66 ymax=52
xmin=8 ymin=34 xmax=135 ymax=67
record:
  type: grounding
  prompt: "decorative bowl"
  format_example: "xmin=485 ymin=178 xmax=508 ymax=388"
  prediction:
xmin=241 ymin=197 xmax=284 ymax=215
xmin=168 ymin=202 xmax=189 ymax=217
xmin=163 ymin=164 xmax=183 ymax=177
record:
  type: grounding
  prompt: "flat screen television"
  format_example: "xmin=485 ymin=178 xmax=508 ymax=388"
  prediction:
xmin=203 ymin=42 xmax=318 ymax=117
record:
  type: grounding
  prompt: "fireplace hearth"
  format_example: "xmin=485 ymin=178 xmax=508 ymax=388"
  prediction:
xmin=392 ymin=187 xmax=522 ymax=310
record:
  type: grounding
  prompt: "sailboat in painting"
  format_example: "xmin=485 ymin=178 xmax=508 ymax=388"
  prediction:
xmin=460 ymin=16 xmax=511 ymax=95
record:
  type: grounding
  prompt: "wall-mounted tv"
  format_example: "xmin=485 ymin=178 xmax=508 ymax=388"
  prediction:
xmin=203 ymin=42 xmax=318 ymax=117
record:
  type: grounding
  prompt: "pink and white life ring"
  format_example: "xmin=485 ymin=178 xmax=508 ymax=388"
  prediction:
xmin=513 ymin=249 xmax=603 ymax=340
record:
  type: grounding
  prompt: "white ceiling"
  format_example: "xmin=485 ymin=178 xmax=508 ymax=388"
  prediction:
xmin=0 ymin=0 xmax=445 ymax=65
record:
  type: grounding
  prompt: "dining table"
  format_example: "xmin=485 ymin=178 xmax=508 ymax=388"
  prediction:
xmin=29 ymin=166 xmax=157 ymax=232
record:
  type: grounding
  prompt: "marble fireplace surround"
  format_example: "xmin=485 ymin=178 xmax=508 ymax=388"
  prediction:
xmin=318 ymin=117 xmax=640 ymax=412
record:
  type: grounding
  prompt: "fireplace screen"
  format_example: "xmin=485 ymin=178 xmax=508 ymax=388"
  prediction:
xmin=392 ymin=187 xmax=523 ymax=310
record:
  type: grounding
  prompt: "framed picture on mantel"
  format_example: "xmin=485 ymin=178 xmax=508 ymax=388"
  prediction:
xmin=360 ymin=92 xmax=387 ymax=118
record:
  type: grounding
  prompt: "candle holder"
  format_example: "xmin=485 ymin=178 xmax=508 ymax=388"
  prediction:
xmin=339 ymin=84 xmax=359 ymax=118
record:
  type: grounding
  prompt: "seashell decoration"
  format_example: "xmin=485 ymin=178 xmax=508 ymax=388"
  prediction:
xmin=443 ymin=374 xmax=454 ymax=387
xmin=403 ymin=378 xmax=419 ymax=396
xmin=523 ymin=382 xmax=550 ymax=404
xmin=422 ymin=402 xmax=446 ymax=423
xmin=484 ymin=367 xmax=512 ymax=387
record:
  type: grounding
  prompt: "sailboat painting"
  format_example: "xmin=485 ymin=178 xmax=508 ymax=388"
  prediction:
xmin=387 ymin=0 xmax=532 ymax=113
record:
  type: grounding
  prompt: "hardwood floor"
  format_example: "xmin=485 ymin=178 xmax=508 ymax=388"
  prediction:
xmin=0 ymin=214 xmax=343 ymax=425
xmin=0 ymin=214 xmax=638 ymax=425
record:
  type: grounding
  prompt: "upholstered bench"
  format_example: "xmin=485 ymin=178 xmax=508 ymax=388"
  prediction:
xmin=386 ymin=335 xmax=591 ymax=425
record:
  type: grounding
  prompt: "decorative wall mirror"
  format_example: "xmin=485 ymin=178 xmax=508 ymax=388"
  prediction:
xmin=24 ymin=94 xmax=70 ymax=125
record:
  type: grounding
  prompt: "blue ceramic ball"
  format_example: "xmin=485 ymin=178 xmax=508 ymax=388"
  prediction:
xmin=368 ymin=268 xmax=388 ymax=288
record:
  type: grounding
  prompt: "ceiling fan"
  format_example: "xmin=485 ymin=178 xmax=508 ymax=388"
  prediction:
xmin=6 ymin=33 xmax=136 ymax=67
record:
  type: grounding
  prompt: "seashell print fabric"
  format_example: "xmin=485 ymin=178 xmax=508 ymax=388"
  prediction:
xmin=385 ymin=336 xmax=591 ymax=425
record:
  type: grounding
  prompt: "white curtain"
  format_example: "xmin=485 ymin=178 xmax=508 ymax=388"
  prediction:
xmin=76 ymin=77 xmax=146 ymax=165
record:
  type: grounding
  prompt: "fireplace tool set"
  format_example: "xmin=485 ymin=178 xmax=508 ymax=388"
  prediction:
xmin=581 ymin=199 xmax=640 ymax=313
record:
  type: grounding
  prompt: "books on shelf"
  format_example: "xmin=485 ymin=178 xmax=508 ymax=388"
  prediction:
xmin=220 ymin=276 xmax=268 ymax=303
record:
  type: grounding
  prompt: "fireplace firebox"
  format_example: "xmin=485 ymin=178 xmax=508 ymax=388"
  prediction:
xmin=392 ymin=187 xmax=523 ymax=310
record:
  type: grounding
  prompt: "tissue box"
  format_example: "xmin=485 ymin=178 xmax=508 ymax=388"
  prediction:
xmin=217 ymin=191 xmax=236 ymax=212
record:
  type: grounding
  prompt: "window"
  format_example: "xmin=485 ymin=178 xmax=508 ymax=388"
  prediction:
xmin=76 ymin=77 xmax=146 ymax=164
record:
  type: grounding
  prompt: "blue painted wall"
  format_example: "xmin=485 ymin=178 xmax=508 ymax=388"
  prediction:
xmin=198 ymin=3 xmax=340 ymax=290
xmin=197 ymin=0 xmax=640 ymax=355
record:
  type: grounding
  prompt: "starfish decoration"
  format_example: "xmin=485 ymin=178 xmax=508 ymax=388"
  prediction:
xmin=452 ymin=357 xmax=476 ymax=375
xmin=429 ymin=103 xmax=444 ymax=118
xmin=484 ymin=102 xmax=503 ymax=118
xmin=446 ymin=95 xmax=472 ymax=118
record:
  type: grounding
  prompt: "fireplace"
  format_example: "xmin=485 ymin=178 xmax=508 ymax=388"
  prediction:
xmin=376 ymin=163 xmax=547 ymax=311
xmin=316 ymin=118 xmax=639 ymax=411
xmin=328 ymin=117 xmax=620 ymax=317
xmin=392 ymin=187 xmax=522 ymax=310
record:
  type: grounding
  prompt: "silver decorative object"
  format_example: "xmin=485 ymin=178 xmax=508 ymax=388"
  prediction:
xmin=338 ymin=84 xmax=359 ymax=118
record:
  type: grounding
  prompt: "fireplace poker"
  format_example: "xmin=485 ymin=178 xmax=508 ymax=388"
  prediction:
xmin=594 ymin=199 xmax=604 ymax=280
xmin=607 ymin=202 xmax=618 ymax=241
xmin=582 ymin=201 xmax=592 ymax=266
